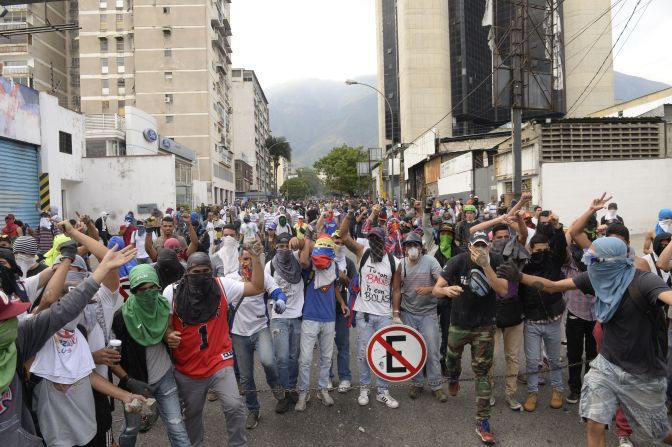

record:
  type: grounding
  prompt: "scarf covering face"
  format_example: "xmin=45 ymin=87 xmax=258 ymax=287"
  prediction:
xmin=368 ymin=236 xmax=386 ymax=264
xmin=217 ymin=236 xmax=240 ymax=277
xmin=108 ymin=236 xmax=137 ymax=277
xmin=39 ymin=217 xmax=52 ymax=230
xmin=272 ymin=248 xmax=302 ymax=284
xmin=439 ymin=234 xmax=453 ymax=259
xmin=588 ymin=237 xmax=636 ymax=323
xmin=2 ymin=215 xmax=17 ymax=236
xmin=122 ymin=265 xmax=170 ymax=346
xmin=385 ymin=218 xmax=403 ymax=259
xmin=655 ymin=209 xmax=672 ymax=235
xmin=311 ymin=234 xmax=335 ymax=270
xmin=175 ymin=253 xmax=220 ymax=325
xmin=0 ymin=317 xmax=18 ymax=394
xmin=155 ymin=248 xmax=185 ymax=290
xmin=44 ymin=234 xmax=72 ymax=266
xmin=334 ymin=244 xmax=347 ymax=272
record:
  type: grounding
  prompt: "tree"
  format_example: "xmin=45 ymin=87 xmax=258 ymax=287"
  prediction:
xmin=313 ymin=144 xmax=368 ymax=196
xmin=265 ymin=136 xmax=292 ymax=198
xmin=280 ymin=177 xmax=311 ymax=200
xmin=294 ymin=167 xmax=324 ymax=196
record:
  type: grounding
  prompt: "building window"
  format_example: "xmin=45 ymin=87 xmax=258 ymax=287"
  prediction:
xmin=166 ymin=115 xmax=174 ymax=123
xmin=100 ymin=0 xmax=107 ymax=9
xmin=116 ymin=13 xmax=123 ymax=28
xmin=118 ymin=100 xmax=125 ymax=115
xmin=116 ymin=37 xmax=124 ymax=52
xmin=164 ymin=48 xmax=172 ymax=57
xmin=164 ymin=94 xmax=173 ymax=104
xmin=59 ymin=131 xmax=72 ymax=154
xmin=116 ymin=0 xmax=123 ymax=9
xmin=163 ymin=6 xmax=170 ymax=13
xmin=117 ymin=56 xmax=124 ymax=73
xmin=163 ymin=28 xmax=171 ymax=41
xmin=117 ymin=78 xmax=125 ymax=94
xmin=101 ymin=79 xmax=109 ymax=95
xmin=102 ymin=101 xmax=110 ymax=112
xmin=100 ymin=38 xmax=108 ymax=52
xmin=100 ymin=15 xmax=107 ymax=30
xmin=164 ymin=71 xmax=172 ymax=80
xmin=101 ymin=58 xmax=108 ymax=73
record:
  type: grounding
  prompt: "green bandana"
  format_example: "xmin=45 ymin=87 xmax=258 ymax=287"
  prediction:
xmin=0 ymin=317 xmax=18 ymax=394
xmin=439 ymin=234 xmax=453 ymax=260
xmin=122 ymin=265 xmax=169 ymax=346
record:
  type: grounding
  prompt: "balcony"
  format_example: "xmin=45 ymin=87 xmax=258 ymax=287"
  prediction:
xmin=2 ymin=65 xmax=30 ymax=76
xmin=85 ymin=114 xmax=125 ymax=140
xmin=0 ymin=44 xmax=28 ymax=54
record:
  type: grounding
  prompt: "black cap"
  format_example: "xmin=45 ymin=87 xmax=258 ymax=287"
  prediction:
xmin=469 ymin=231 xmax=490 ymax=246
xmin=276 ymin=233 xmax=292 ymax=245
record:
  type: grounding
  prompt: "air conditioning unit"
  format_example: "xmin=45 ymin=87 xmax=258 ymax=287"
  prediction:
xmin=164 ymin=96 xmax=172 ymax=103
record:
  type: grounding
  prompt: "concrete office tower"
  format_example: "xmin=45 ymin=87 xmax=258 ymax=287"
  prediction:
xmin=0 ymin=3 xmax=69 ymax=107
xmin=77 ymin=0 xmax=235 ymax=204
xmin=395 ymin=0 xmax=452 ymax=144
xmin=231 ymin=68 xmax=271 ymax=193
xmin=562 ymin=0 xmax=615 ymax=117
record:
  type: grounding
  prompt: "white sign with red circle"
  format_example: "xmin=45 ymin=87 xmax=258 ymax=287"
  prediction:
xmin=366 ymin=324 xmax=427 ymax=381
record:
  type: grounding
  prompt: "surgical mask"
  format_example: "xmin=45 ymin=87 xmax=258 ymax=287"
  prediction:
xmin=15 ymin=254 xmax=35 ymax=278
xmin=66 ymin=270 xmax=88 ymax=283
xmin=407 ymin=247 xmax=420 ymax=261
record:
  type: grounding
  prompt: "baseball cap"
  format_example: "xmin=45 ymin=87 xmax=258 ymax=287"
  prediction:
xmin=0 ymin=289 xmax=30 ymax=320
xmin=267 ymin=222 xmax=277 ymax=231
xmin=402 ymin=232 xmax=423 ymax=246
xmin=367 ymin=226 xmax=386 ymax=240
xmin=276 ymin=233 xmax=292 ymax=245
xmin=163 ymin=238 xmax=182 ymax=250
xmin=439 ymin=222 xmax=454 ymax=233
xmin=470 ymin=231 xmax=490 ymax=246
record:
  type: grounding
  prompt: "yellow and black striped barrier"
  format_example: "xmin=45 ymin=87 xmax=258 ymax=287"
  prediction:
xmin=39 ymin=173 xmax=50 ymax=212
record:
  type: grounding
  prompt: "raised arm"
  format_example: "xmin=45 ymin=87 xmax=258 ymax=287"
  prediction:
xmin=242 ymin=242 xmax=265 ymax=297
xmin=496 ymin=260 xmax=578 ymax=294
xmin=339 ymin=210 xmax=364 ymax=259
xmin=469 ymin=246 xmax=509 ymax=297
xmin=32 ymin=255 xmax=71 ymax=315
xmin=145 ymin=229 xmax=158 ymax=262
xmin=391 ymin=267 xmax=402 ymax=322
xmin=183 ymin=214 xmax=199 ymax=257
xmin=657 ymin=237 xmax=672 ymax=272
xmin=569 ymin=193 xmax=612 ymax=249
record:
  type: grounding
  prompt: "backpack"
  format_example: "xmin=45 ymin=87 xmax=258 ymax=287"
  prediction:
xmin=346 ymin=250 xmax=397 ymax=328
xmin=627 ymin=273 xmax=668 ymax=358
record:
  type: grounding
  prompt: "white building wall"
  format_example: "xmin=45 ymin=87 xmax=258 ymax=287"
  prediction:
xmin=231 ymin=80 xmax=257 ymax=185
xmin=38 ymin=92 xmax=85 ymax=218
xmin=540 ymin=159 xmax=672 ymax=234
xmin=124 ymin=106 xmax=159 ymax=155
xmin=66 ymin=154 xmax=176 ymax=231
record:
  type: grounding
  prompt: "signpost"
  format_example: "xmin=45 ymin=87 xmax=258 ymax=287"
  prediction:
xmin=366 ymin=325 xmax=427 ymax=382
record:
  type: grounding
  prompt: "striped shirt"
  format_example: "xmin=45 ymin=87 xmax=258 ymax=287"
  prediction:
xmin=400 ymin=255 xmax=442 ymax=315
xmin=562 ymin=258 xmax=596 ymax=321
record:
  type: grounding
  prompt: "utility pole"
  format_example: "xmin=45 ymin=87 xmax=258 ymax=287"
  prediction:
xmin=510 ymin=0 xmax=524 ymax=201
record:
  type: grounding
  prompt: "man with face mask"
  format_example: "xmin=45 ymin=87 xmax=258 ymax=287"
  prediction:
xmin=644 ymin=208 xmax=672 ymax=255
xmin=391 ymin=232 xmax=446 ymax=401
xmin=275 ymin=209 xmax=293 ymax=237
xmin=455 ymin=204 xmax=480 ymax=251
xmin=432 ymin=231 xmax=509 ymax=444
xmin=600 ymin=203 xmax=623 ymax=226
xmin=163 ymin=249 xmax=265 ymax=447
xmin=111 ymin=264 xmax=191 ymax=446
xmin=501 ymin=236 xmax=672 ymax=447
xmin=12 ymin=236 xmax=46 ymax=279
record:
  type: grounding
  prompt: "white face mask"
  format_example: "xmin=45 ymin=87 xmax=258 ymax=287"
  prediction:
xmin=407 ymin=247 xmax=420 ymax=261
xmin=218 ymin=235 xmax=240 ymax=276
xmin=15 ymin=254 xmax=35 ymax=278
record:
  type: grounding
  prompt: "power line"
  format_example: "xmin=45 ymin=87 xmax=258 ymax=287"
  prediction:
xmin=566 ymin=0 xmax=644 ymax=115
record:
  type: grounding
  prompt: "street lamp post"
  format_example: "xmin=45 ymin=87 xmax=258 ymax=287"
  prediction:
xmin=266 ymin=139 xmax=290 ymax=199
xmin=346 ymin=79 xmax=395 ymax=203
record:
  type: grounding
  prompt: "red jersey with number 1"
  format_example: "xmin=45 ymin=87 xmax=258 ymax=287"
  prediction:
xmin=171 ymin=278 xmax=233 ymax=378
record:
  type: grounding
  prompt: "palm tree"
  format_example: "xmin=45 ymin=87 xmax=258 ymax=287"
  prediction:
xmin=265 ymin=136 xmax=292 ymax=198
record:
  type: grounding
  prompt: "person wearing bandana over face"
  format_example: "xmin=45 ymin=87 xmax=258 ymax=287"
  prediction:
xmin=644 ymin=208 xmax=672 ymax=255
xmin=2 ymin=214 xmax=22 ymax=239
xmin=500 ymin=237 xmax=672 ymax=447
xmin=265 ymin=232 xmax=310 ymax=413
xmin=517 ymin=213 xmax=568 ymax=413
xmin=0 ymin=244 xmax=139 ymax=447
xmin=228 ymin=248 xmax=288 ymax=429
xmin=294 ymin=234 xmax=349 ymax=411
xmin=162 ymin=249 xmax=265 ymax=447
xmin=111 ymin=264 xmax=191 ymax=447
xmin=12 ymin=236 xmax=47 ymax=279
xmin=432 ymin=231 xmax=509 ymax=445
xmin=337 ymin=211 xmax=401 ymax=410
xmin=391 ymin=232 xmax=446 ymax=402
xmin=600 ymin=203 xmax=624 ymax=226
xmin=275 ymin=212 xmax=293 ymax=237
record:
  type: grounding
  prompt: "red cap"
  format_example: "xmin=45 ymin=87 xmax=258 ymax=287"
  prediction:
xmin=0 ymin=289 xmax=30 ymax=321
xmin=163 ymin=238 xmax=181 ymax=250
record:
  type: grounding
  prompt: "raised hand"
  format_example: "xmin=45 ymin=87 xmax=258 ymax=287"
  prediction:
xmin=496 ymin=260 xmax=522 ymax=281
xmin=589 ymin=192 xmax=613 ymax=212
xmin=99 ymin=245 xmax=137 ymax=270
xmin=56 ymin=219 xmax=75 ymax=236
xmin=520 ymin=192 xmax=532 ymax=203
xmin=469 ymin=245 xmax=490 ymax=268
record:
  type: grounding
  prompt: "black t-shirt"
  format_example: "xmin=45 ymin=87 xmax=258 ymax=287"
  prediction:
xmin=600 ymin=215 xmax=624 ymax=226
xmin=440 ymin=252 xmax=502 ymax=329
xmin=27 ymin=262 xmax=48 ymax=278
xmin=573 ymin=270 xmax=669 ymax=377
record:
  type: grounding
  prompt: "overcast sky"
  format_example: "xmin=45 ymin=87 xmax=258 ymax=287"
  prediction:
xmin=231 ymin=0 xmax=672 ymax=88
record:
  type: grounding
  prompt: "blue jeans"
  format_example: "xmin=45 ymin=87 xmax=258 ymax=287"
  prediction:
xmin=119 ymin=368 xmax=191 ymax=447
xmin=297 ymin=319 xmax=335 ymax=392
xmin=231 ymin=328 xmax=280 ymax=412
xmin=524 ymin=319 xmax=564 ymax=393
xmin=271 ymin=317 xmax=302 ymax=390
xmin=401 ymin=311 xmax=442 ymax=391
xmin=356 ymin=312 xmax=392 ymax=393
xmin=330 ymin=308 xmax=351 ymax=382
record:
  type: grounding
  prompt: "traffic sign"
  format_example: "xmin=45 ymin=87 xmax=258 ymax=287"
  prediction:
xmin=366 ymin=325 xmax=427 ymax=381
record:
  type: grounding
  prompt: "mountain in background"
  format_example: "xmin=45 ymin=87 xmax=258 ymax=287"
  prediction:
xmin=267 ymin=72 xmax=670 ymax=168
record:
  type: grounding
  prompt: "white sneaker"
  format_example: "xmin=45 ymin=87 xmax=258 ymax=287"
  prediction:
xmin=294 ymin=392 xmax=308 ymax=412
xmin=505 ymin=395 xmax=522 ymax=411
xmin=489 ymin=395 xmax=496 ymax=407
xmin=338 ymin=380 xmax=351 ymax=393
xmin=317 ymin=388 xmax=334 ymax=406
xmin=358 ymin=388 xmax=370 ymax=406
xmin=618 ymin=436 xmax=634 ymax=447
xmin=327 ymin=379 xmax=334 ymax=391
xmin=376 ymin=390 xmax=399 ymax=409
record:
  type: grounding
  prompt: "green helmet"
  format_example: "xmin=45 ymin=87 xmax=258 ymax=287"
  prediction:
xmin=463 ymin=205 xmax=477 ymax=213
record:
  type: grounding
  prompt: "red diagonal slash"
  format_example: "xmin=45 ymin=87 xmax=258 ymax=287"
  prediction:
xmin=373 ymin=333 xmax=418 ymax=374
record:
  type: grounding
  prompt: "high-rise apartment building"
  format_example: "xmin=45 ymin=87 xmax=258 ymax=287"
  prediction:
xmin=376 ymin=0 xmax=615 ymax=147
xmin=231 ymin=68 xmax=271 ymax=193
xmin=0 ymin=3 xmax=71 ymax=107
xmin=77 ymin=0 xmax=235 ymax=204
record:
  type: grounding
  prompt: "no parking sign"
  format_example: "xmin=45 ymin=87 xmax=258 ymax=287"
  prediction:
xmin=366 ymin=325 xmax=427 ymax=381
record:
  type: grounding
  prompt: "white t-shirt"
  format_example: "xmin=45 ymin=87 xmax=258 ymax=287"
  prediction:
xmin=30 ymin=328 xmax=96 ymax=384
xmin=130 ymin=230 xmax=155 ymax=259
xmin=354 ymin=250 xmax=396 ymax=317
xmin=265 ymin=253 xmax=304 ymax=320
xmin=81 ymin=284 xmax=122 ymax=377
xmin=163 ymin=277 xmax=245 ymax=316
xmin=228 ymin=272 xmax=279 ymax=336
xmin=241 ymin=222 xmax=258 ymax=244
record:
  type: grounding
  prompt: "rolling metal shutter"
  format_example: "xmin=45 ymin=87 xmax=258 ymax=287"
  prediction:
xmin=0 ymin=138 xmax=40 ymax=228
